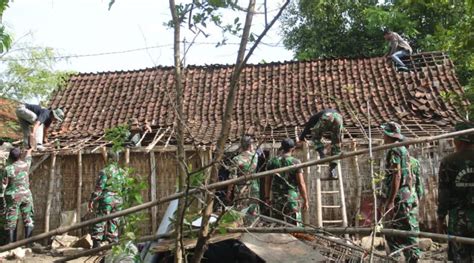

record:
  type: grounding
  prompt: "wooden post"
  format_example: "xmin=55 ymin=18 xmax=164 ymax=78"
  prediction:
xmin=125 ymin=148 xmax=130 ymax=166
xmin=76 ymin=150 xmax=83 ymax=236
xmin=315 ymin=158 xmax=323 ymax=228
xmin=351 ymin=141 xmax=362 ymax=239
xmin=302 ymin=143 xmax=310 ymax=225
xmin=44 ymin=153 xmax=57 ymax=233
xmin=149 ymin=151 xmax=157 ymax=233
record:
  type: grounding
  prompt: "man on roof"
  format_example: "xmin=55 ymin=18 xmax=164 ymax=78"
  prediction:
xmin=437 ymin=122 xmax=474 ymax=262
xmin=297 ymin=109 xmax=343 ymax=179
xmin=15 ymin=103 xmax=64 ymax=151
xmin=380 ymin=121 xmax=420 ymax=262
xmin=384 ymin=29 xmax=413 ymax=72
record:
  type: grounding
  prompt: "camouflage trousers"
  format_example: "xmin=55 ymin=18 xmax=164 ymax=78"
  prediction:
xmin=91 ymin=194 xmax=123 ymax=243
xmin=447 ymin=209 xmax=474 ymax=262
xmin=4 ymin=192 xmax=34 ymax=230
xmin=272 ymin=189 xmax=302 ymax=226
xmin=311 ymin=118 xmax=343 ymax=165
xmin=234 ymin=180 xmax=260 ymax=226
xmin=384 ymin=201 xmax=420 ymax=262
xmin=0 ymin=197 xmax=7 ymax=245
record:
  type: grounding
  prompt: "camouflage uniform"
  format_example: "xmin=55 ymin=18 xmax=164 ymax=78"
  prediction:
xmin=437 ymin=130 xmax=474 ymax=262
xmin=2 ymin=155 xmax=34 ymax=231
xmin=381 ymin=146 xmax=420 ymax=262
xmin=310 ymin=111 xmax=343 ymax=161
xmin=267 ymin=153 xmax=304 ymax=226
xmin=229 ymin=150 xmax=259 ymax=224
xmin=0 ymin=163 xmax=7 ymax=245
xmin=410 ymin=157 xmax=425 ymax=200
xmin=90 ymin=163 xmax=125 ymax=243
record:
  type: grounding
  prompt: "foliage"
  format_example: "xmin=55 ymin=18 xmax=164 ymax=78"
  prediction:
xmin=0 ymin=46 xmax=72 ymax=102
xmin=104 ymin=124 xmax=131 ymax=153
xmin=105 ymin=125 xmax=147 ymax=261
xmin=111 ymin=166 xmax=147 ymax=262
xmin=0 ymin=0 xmax=12 ymax=53
xmin=281 ymin=0 xmax=473 ymax=116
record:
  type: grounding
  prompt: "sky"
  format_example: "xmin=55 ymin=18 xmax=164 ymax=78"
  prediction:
xmin=3 ymin=0 xmax=294 ymax=73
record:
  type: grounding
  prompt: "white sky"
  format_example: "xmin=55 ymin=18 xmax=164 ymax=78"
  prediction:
xmin=3 ymin=0 xmax=294 ymax=73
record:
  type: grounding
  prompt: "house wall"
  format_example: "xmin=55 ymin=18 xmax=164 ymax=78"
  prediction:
xmin=27 ymin=140 xmax=452 ymax=238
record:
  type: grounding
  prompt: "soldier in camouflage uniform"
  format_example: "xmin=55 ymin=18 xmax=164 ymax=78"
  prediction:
xmin=380 ymin=122 xmax=420 ymax=262
xmin=410 ymin=156 xmax=424 ymax=201
xmin=2 ymin=147 xmax=34 ymax=244
xmin=89 ymin=151 xmax=125 ymax=248
xmin=0 ymin=142 xmax=13 ymax=245
xmin=265 ymin=138 xmax=309 ymax=226
xmin=226 ymin=135 xmax=259 ymax=225
xmin=298 ymin=109 xmax=343 ymax=179
xmin=437 ymin=122 xmax=474 ymax=262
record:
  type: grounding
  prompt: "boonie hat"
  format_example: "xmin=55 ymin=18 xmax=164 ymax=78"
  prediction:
xmin=381 ymin=121 xmax=405 ymax=140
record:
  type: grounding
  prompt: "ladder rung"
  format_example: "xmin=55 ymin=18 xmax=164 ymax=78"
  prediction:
xmin=322 ymin=205 xmax=341 ymax=209
xmin=318 ymin=164 xmax=329 ymax=167
xmin=322 ymin=220 xmax=343 ymax=224
xmin=321 ymin=191 xmax=339 ymax=194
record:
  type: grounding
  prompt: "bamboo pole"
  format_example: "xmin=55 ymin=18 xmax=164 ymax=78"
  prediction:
xmin=351 ymin=140 xmax=362 ymax=240
xmin=44 ymin=153 xmax=57 ymax=233
xmin=225 ymin=227 xmax=474 ymax=245
xmin=2 ymin=128 xmax=474 ymax=252
xmin=149 ymin=151 xmax=158 ymax=233
xmin=76 ymin=150 xmax=83 ymax=236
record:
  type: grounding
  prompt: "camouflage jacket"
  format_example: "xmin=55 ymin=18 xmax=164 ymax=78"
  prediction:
xmin=2 ymin=156 xmax=32 ymax=196
xmin=229 ymin=150 xmax=258 ymax=182
xmin=90 ymin=163 xmax=126 ymax=203
xmin=410 ymin=157 xmax=425 ymax=200
xmin=267 ymin=153 xmax=303 ymax=195
xmin=437 ymin=149 xmax=474 ymax=220
xmin=382 ymin=146 xmax=416 ymax=204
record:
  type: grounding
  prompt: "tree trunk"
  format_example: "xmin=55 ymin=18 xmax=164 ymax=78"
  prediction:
xmin=168 ymin=1 xmax=187 ymax=262
xmin=191 ymin=1 xmax=256 ymax=261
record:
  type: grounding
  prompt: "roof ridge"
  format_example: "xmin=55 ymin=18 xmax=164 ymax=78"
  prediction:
xmin=71 ymin=51 xmax=448 ymax=76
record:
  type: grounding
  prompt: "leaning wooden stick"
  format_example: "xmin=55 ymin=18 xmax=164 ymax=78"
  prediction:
xmin=1 ymin=128 xmax=473 ymax=252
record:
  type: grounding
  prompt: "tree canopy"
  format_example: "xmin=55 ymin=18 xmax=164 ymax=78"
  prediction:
xmin=281 ymin=0 xmax=473 ymax=116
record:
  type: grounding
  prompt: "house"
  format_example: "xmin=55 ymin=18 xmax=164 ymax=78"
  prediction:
xmin=27 ymin=51 xmax=466 ymax=236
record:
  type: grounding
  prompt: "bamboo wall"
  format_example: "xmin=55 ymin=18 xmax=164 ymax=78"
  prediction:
xmin=27 ymin=140 xmax=452 ymax=237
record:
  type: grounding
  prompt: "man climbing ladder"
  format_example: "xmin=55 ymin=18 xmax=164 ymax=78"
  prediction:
xmin=298 ymin=109 xmax=343 ymax=179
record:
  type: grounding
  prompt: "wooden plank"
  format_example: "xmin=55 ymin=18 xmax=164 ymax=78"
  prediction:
xmin=44 ymin=153 xmax=57 ymax=233
xmin=29 ymin=154 xmax=50 ymax=174
xmin=149 ymin=151 xmax=157 ymax=233
xmin=76 ymin=150 xmax=83 ymax=236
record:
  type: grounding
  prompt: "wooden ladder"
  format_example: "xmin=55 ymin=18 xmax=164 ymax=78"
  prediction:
xmin=315 ymin=161 xmax=348 ymax=229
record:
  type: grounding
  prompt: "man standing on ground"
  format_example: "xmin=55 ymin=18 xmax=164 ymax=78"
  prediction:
xmin=298 ymin=109 xmax=343 ymax=179
xmin=16 ymin=103 xmax=64 ymax=151
xmin=266 ymin=138 xmax=309 ymax=226
xmin=2 ymin=147 xmax=34 ymax=244
xmin=89 ymin=151 xmax=125 ymax=248
xmin=437 ymin=122 xmax=474 ymax=262
xmin=226 ymin=135 xmax=259 ymax=225
xmin=380 ymin=122 xmax=420 ymax=262
xmin=384 ymin=29 xmax=413 ymax=71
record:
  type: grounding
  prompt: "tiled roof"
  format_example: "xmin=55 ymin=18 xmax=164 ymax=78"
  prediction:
xmin=49 ymin=52 xmax=467 ymax=146
xmin=0 ymin=98 xmax=21 ymax=140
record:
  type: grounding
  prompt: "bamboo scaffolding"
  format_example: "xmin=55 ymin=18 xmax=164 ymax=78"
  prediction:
xmin=1 ymin=128 xmax=473 ymax=252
